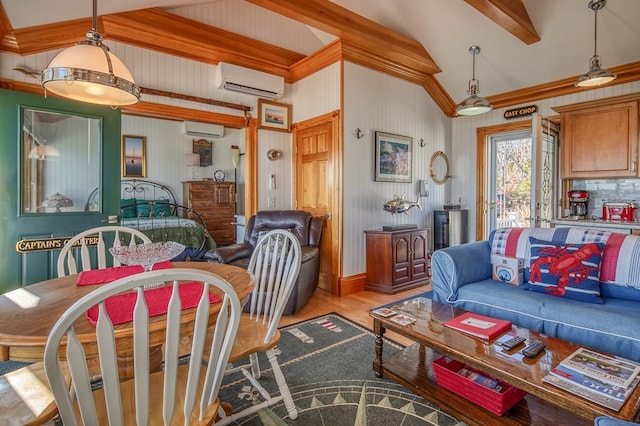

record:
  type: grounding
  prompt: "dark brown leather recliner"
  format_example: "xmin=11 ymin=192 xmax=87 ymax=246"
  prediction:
xmin=204 ymin=210 xmax=323 ymax=315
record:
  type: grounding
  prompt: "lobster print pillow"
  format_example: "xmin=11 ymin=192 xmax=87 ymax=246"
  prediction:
xmin=524 ymin=237 xmax=605 ymax=304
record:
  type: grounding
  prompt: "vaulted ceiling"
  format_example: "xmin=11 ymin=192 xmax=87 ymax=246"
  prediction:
xmin=2 ymin=0 xmax=639 ymax=117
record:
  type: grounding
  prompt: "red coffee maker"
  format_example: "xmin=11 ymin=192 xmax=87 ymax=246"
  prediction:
xmin=568 ymin=190 xmax=588 ymax=219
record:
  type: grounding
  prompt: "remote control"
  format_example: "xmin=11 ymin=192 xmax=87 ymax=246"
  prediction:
xmin=522 ymin=340 xmax=546 ymax=358
xmin=500 ymin=335 xmax=526 ymax=350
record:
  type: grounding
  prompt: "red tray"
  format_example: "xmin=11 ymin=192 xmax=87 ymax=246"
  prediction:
xmin=433 ymin=355 xmax=527 ymax=416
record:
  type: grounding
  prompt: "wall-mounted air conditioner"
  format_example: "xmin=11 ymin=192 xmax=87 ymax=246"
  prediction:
xmin=214 ymin=62 xmax=284 ymax=99
xmin=183 ymin=121 xmax=224 ymax=138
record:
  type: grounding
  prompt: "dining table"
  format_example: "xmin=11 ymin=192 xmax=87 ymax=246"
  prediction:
xmin=0 ymin=261 xmax=255 ymax=379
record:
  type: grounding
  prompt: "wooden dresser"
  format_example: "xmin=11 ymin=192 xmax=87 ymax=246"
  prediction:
xmin=364 ymin=228 xmax=429 ymax=293
xmin=183 ymin=181 xmax=236 ymax=246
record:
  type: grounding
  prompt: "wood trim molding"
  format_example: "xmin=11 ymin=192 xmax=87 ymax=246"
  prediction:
xmin=289 ymin=40 xmax=343 ymax=82
xmin=245 ymin=118 xmax=259 ymax=218
xmin=246 ymin=0 xmax=440 ymax=75
xmin=552 ymin=92 xmax=640 ymax=113
xmin=0 ymin=78 xmax=247 ymax=128
xmin=339 ymin=273 xmax=366 ymax=296
xmin=0 ymin=2 xmax=18 ymax=54
xmin=486 ymin=61 xmax=640 ymax=111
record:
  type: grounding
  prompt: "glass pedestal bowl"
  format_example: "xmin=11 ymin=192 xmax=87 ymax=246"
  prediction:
xmin=109 ymin=241 xmax=185 ymax=288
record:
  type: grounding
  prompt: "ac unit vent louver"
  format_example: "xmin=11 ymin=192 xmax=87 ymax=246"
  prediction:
xmin=183 ymin=121 xmax=224 ymax=138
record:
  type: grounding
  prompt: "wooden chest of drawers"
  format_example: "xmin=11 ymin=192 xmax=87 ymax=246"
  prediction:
xmin=183 ymin=181 xmax=236 ymax=246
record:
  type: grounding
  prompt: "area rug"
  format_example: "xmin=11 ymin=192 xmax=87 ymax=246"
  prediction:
xmin=218 ymin=313 xmax=466 ymax=425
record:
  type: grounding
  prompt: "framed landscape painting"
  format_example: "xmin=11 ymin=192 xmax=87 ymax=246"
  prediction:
xmin=374 ymin=131 xmax=412 ymax=182
xmin=258 ymin=99 xmax=292 ymax=132
xmin=122 ymin=135 xmax=146 ymax=177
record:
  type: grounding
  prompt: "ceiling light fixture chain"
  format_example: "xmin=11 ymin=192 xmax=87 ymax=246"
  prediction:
xmin=455 ymin=44 xmax=492 ymax=116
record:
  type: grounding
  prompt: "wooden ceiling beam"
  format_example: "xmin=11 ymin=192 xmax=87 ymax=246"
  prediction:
xmin=246 ymin=0 xmax=441 ymax=75
xmin=464 ymin=0 xmax=540 ymax=45
xmin=102 ymin=9 xmax=304 ymax=79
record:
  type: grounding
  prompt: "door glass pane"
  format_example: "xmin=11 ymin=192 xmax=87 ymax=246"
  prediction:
xmin=488 ymin=131 xmax=532 ymax=232
xmin=21 ymin=108 xmax=101 ymax=214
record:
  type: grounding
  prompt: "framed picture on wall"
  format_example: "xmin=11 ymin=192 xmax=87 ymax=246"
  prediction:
xmin=122 ymin=135 xmax=147 ymax=177
xmin=374 ymin=131 xmax=412 ymax=182
xmin=192 ymin=139 xmax=213 ymax=167
xmin=258 ymin=99 xmax=292 ymax=132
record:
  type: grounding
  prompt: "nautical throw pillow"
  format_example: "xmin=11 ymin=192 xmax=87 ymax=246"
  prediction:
xmin=525 ymin=237 xmax=605 ymax=304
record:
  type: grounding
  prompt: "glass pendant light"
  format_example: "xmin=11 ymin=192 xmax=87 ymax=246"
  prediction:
xmin=456 ymin=45 xmax=492 ymax=116
xmin=41 ymin=0 xmax=140 ymax=106
xmin=576 ymin=0 xmax=616 ymax=88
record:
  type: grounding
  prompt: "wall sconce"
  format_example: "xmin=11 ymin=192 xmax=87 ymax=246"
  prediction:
xmin=418 ymin=138 xmax=426 ymax=148
xmin=42 ymin=192 xmax=73 ymax=212
xmin=186 ymin=153 xmax=200 ymax=181
xmin=354 ymin=128 xmax=364 ymax=139
xmin=267 ymin=149 xmax=282 ymax=161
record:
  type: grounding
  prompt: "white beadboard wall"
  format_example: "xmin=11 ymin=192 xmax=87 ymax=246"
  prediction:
xmin=291 ymin=62 xmax=341 ymax=122
xmin=343 ymin=62 xmax=452 ymax=277
xmin=452 ymin=80 xmax=640 ymax=241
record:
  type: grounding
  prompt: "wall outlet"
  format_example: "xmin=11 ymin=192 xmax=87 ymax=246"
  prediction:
xmin=268 ymin=196 xmax=275 ymax=207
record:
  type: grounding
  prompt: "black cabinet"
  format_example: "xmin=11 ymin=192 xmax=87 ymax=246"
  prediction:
xmin=433 ymin=210 xmax=468 ymax=250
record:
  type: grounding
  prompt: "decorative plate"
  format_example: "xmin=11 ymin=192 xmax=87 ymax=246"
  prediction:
xmin=214 ymin=170 xmax=226 ymax=181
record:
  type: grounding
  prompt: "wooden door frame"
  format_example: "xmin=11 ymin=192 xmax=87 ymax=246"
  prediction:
xmin=475 ymin=119 xmax=531 ymax=241
xmin=292 ymin=110 xmax=342 ymax=295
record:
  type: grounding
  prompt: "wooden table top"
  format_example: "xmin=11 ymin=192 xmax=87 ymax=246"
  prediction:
xmin=0 ymin=262 xmax=255 ymax=362
xmin=370 ymin=295 xmax=640 ymax=423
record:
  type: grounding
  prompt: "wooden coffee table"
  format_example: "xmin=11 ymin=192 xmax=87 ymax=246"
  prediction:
xmin=370 ymin=295 xmax=640 ymax=426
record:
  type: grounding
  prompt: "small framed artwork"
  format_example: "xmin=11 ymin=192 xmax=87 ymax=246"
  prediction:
xmin=258 ymin=99 xmax=292 ymax=132
xmin=374 ymin=131 xmax=413 ymax=182
xmin=122 ymin=135 xmax=146 ymax=177
xmin=193 ymin=139 xmax=213 ymax=167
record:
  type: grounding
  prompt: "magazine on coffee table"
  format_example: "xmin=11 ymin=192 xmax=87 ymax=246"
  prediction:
xmin=544 ymin=367 xmax=640 ymax=411
xmin=443 ymin=311 xmax=512 ymax=340
xmin=559 ymin=348 xmax=640 ymax=389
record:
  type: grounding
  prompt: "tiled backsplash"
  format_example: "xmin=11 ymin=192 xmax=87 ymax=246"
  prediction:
xmin=570 ymin=179 xmax=640 ymax=219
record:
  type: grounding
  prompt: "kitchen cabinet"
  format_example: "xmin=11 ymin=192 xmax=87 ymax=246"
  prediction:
xmin=364 ymin=228 xmax=429 ymax=293
xmin=558 ymin=100 xmax=638 ymax=178
xmin=183 ymin=181 xmax=235 ymax=246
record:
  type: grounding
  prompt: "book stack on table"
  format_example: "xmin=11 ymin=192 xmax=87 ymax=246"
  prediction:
xmin=543 ymin=347 xmax=640 ymax=411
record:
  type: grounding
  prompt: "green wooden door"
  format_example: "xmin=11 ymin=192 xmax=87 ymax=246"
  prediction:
xmin=0 ymin=88 xmax=121 ymax=293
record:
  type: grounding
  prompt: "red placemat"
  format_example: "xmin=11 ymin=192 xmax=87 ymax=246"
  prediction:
xmin=76 ymin=261 xmax=173 ymax=286
xmin=86 ymin=282 xmax=221 ymax=326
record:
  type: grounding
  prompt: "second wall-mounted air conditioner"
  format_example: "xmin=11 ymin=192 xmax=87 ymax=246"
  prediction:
xmin=183 ymin=121 xmax=224 ymax=138
xmin=214 ymin=62 xmax=284 ymax=99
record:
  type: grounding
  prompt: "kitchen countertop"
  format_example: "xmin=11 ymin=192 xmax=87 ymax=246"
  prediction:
xmin=551 ymin=218 xmax=640 ymax=230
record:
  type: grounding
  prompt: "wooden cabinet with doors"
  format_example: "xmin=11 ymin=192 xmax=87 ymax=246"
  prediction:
xmin=183 ymin=181 xmax=235 ymax=246
xmin=364 ymin=228 xmax=429 ymax=293
xmin=556 ymin=99 xmax=639 ymax=179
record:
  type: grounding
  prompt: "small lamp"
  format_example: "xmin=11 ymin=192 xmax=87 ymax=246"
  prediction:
xmin=186 ymin=153 xmax=200 ymax=181
xmin=42 ymin=192 xmax=74 ymax=212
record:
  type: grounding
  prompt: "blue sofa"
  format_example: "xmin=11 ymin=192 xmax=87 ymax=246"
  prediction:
xmin=431 ymin=227 xmax=640 ymax=362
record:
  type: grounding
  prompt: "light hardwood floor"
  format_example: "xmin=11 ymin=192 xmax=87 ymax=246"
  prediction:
xmin=278 ymin=284 xmax=431 ymax=346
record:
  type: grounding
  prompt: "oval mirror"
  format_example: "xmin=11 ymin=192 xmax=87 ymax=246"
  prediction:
xmin=430 ymin=151 xmax=450 ymax=185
